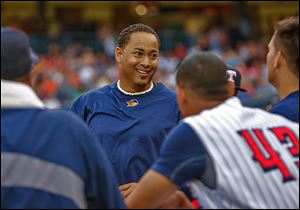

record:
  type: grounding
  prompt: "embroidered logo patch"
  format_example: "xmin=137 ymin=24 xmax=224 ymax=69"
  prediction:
xmin=126 ymin=99 xmax=139 ymax=107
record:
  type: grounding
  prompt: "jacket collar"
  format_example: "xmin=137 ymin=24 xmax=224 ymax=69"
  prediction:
xmin=1 ymin=80 xmax=45 ymax=109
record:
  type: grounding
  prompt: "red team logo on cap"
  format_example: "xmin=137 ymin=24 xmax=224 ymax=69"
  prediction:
xmin=226 ymin=70 xmax=237 ymax=82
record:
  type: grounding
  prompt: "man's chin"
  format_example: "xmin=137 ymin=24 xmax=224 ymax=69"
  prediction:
xmin=134 ymin=78 xmax=151 ymax=88
xmin=136 ymin=76 xmax=152 ymax=84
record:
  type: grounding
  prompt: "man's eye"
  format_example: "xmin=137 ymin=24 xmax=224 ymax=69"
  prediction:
xmin=134 ymin=52 xmax=142 ymax=56
xmin=151 ymin=54 xmax=158 ymax=59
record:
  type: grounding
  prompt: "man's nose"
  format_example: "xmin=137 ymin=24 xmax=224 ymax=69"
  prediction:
xmin=140 ymin=56 xmax=151 ymax=67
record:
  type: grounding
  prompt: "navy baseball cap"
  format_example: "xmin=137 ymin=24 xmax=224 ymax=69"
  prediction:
xmin=226 ymin=67 xmax=247 ymax=92
xmin=1 ymin=27 xmax=39 ymax=80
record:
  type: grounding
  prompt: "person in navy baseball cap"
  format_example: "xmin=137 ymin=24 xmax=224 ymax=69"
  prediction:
xmin=226 ymin=67 xmax=247 ymax=96
xmin=1 ymin=27 xmax=127 ymax=209
xmin=1 ymin=27 xmax=39 ymax=80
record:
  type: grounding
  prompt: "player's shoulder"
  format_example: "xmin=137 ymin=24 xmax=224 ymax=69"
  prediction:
xmin=245 ymin=103 xmax=298 ymax=126
xmin=155 ymin=82 xmax=177 ymax=100
xmin=168 ymin=122 xmax=198 ymax=139
xmin=266 ymin=111 xmax=299 ymax=130
xmin=270 ymin=91 xmax=299 ymax=110
xmin=39 ymin=109 xmax=91 ymax=132
xmin=73 ymin=83 xmax=115 ymax=104
xmin=185 ymin=97 xmax=298 ymax=130
xmin=270 ymin=100 xmax=298 ymax=115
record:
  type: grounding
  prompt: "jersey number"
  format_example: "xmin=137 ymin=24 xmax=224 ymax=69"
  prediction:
xmin=238 ymin=127 xmax=299 ymax=182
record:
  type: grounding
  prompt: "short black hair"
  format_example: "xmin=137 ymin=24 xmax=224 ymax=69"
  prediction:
xmin=118 ymin=23 xmax=160 ymax=49
xmin=274 ymin=16 xmax=299 ymax=78
xmin=176 ymin=51 xmax=229 ymax=100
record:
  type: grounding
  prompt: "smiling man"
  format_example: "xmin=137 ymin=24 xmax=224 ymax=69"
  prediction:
xmin=71 ymin=24 xmax=181 ymax=190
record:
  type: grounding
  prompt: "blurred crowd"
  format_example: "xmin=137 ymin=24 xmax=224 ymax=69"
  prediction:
xmin=9 ymin=18 xmax=279 ymax=109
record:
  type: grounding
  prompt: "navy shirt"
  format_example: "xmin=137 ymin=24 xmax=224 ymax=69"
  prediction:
xmin=152 ymin=123 xmax=215 ymax=188
xmin=1 ymin=108 xmax=125 ymax=209
xmin=71 ymin=82 xmax=180 ymax=185
xmin=269 ymin=91 xmax=299 ymax=123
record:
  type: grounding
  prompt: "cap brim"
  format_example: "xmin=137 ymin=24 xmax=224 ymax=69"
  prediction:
xmin=30 ymin=48 xmax=39 ymax=68
xmin=237 ymin=88 xmax=247 ymax=92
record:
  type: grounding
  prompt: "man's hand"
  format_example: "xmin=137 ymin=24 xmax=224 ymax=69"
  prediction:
xmin=158 ymin=190 xmax=195 ymax=209
xmin=119 ymin=182 xmax=138 ymax=199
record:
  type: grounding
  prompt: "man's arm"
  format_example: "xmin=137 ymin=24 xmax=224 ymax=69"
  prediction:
xmin=126 ymin=170 xmax=177 ymax=209
xmin=126 ymin=122 xmax=209 ymax=208
xmin=157 ymin=190 xmax=195 ymax=209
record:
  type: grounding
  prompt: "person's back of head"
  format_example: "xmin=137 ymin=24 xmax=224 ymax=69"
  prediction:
xmin=273 ymin=16 xmax=299 ymax=78
xmin=176 ymin=51 xmax=229 ymax=100
xmin=175 ymin=51 xmax=230 ymax=117
xmin=1 ymin=27 xmax=38 ymax=84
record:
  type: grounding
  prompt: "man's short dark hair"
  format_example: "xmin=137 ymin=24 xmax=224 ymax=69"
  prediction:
xmin=176 ymin=52 xmax=229 ymax=100
xmin=274 ymin=16 xmax=299 ymax=78
xmin=118 ymin=23 xmax=160 ymax=49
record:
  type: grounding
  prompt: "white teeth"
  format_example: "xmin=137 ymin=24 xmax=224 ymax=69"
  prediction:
xmin=137 ymin=70 xmax=148 ymax=75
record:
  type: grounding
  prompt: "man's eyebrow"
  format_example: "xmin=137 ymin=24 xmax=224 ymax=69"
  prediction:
xmin=133 ymin=48 xmax=144 ymax=51
xmin=133 ymin=48 xmax=158 ymax=53
xmin=150 ymin=49 xmax=158 ymax=53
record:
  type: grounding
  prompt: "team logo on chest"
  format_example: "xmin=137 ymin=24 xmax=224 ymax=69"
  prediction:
xmin=126 ymin=99 xmax=139 ymax=107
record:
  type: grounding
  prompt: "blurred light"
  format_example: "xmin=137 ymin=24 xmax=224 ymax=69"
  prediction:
xmin=135 ymin=4 xmax=147 ymax=16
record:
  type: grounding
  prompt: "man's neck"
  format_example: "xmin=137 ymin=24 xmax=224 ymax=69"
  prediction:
xmin=118 ymin=80 xmax=154 ymax=95
xmin=188 ymin=97 xmax=228 ymax=117
xmin=277 ymin=85 xmax=299 ymax=100
xmin=276 ymin=74 xmax=299 ymax=100
xmin=14 ymin=74 xmax=32 ymax=86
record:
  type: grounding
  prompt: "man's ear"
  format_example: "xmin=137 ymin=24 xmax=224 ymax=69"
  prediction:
xmin=115 ymin=47 xmax=122 ymax=63
xmin=176 ymin=85 xmax=188 ymax=104
xmin=227 ymin=81 xmax=236 ymax=96
xmin=274 ymin=51 xmax=282 ymax=69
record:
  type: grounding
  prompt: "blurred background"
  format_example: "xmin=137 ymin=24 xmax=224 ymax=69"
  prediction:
xmin=1 ymin=1 xmax=299 ymax=109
